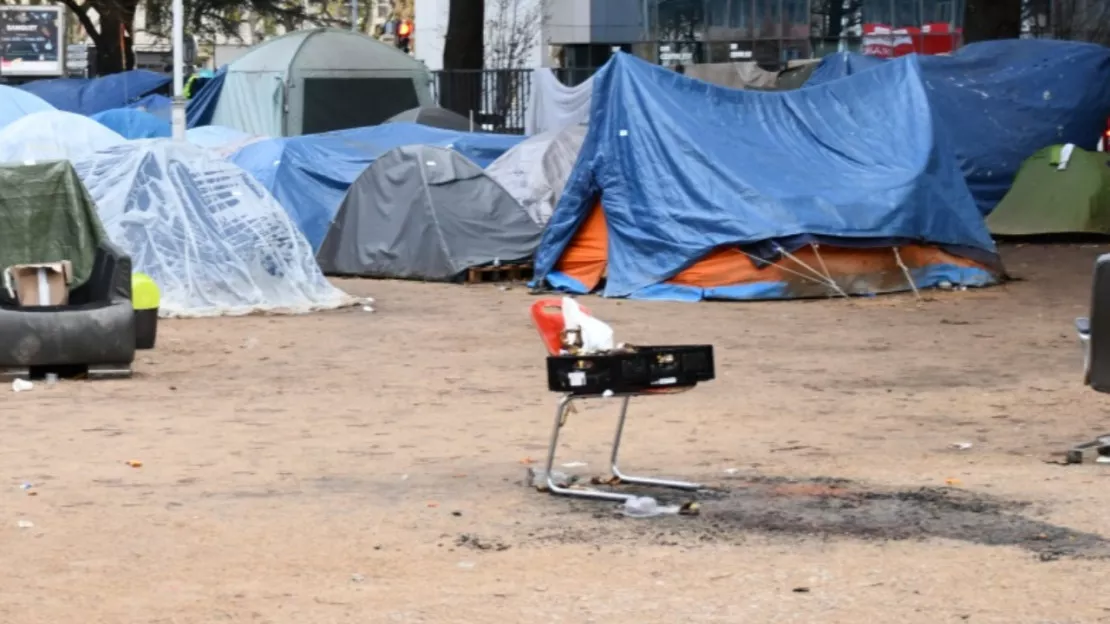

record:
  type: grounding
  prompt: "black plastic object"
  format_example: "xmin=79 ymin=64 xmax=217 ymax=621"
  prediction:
xmin=135 ymin=307 xmax=158 ymax=350
xmin=1088 ymin=254 xmax=1110 ymax=392
xmin=547 ymin=345 xmax=715 ymax=396
xmin=0 ymin=241 xmax=136 ymax=368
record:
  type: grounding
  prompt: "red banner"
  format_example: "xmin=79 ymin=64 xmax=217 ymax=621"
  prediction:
xmin=861 ymin=23 xmax=962 ymax=58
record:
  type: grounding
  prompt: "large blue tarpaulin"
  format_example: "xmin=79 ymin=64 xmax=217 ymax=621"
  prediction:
xmin=186 ymin=67 xmax=226 ymax=128
xmin=231 ymin=122 xmax=523 ymax=250
xmin=20 ymin=70 xmax=170 ymax=116
xmin=805 ymin=40 xmax=1110 ymax=214
xmin=91 ymin=108 xmax=171 ymax=139
xmin=533 ymin=53 xmax=998 ymax=299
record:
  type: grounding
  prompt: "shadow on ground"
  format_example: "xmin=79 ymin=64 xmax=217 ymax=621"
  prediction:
xmin=523 ymin=476 xmax=1110 ymax=561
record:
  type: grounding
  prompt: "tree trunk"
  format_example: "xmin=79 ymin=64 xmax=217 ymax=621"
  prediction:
xmin=441 ymin=0 xmax=484 ymax=117
xmin=963 ymin=0 xmax=1022 ymax=44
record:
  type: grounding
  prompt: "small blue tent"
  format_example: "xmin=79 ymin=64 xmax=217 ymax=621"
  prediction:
xmin=231 ymin=123 xmax=524 ymax=250
xmin=0 ymin=84 xmax=54 ymax=130
xmin=805 ymin=40 xmax=1110 ymax=215
xmin=533 ymin=53 xmax=1000 ymax=301
xmin=20 ymin=70 xmax=170 ymax=115
xmin=127 ymin=94 xmax=173 ymax=120
xmin=91 ymin=108 xmax=172 ymax=139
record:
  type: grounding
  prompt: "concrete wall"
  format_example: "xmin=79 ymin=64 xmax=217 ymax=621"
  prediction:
xmin=544 ymin=0 xmax=647 ymax=45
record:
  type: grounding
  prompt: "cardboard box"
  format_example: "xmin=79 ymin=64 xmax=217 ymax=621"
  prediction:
xmin=4 ymin=261 xmax=72 ymax=306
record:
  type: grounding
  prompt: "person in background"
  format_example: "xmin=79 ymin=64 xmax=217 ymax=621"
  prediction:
xmin=673 ymin=63 xmax=686 ymax=75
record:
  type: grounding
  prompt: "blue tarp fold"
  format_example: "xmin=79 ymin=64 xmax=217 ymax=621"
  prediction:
xmin=20 ymin=70 xmax=170 ymax=115
xmin=186 ymin=67 xmax=226 ymax=128
xmin=805 ymin=40 xmax=1110 ymax=214
xmin=91 ymin=108 xmax=171 ymax=139
xmin=231 ymin=122 xmax=523 ymax=249
xmin=533 ymin=53 xmax=997 ymax=299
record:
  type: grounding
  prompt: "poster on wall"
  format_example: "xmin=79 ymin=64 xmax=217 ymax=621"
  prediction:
xmin=0 ymin=6 xmax=65 ymax=77
xmin=861 ymin=22 xmax=961 ymax=58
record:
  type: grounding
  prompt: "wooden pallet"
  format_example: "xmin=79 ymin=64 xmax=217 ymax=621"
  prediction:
xmin=466 ymin=262 xmax=533 ymax=284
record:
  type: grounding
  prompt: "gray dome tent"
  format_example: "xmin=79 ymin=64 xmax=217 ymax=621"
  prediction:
xmin=317 ymin=145 xmax=543 ymax=281
xmin=386 ymin=106 xmax=472 ymax=131
xmin=211 ymin=28 xmax=434 ymax=137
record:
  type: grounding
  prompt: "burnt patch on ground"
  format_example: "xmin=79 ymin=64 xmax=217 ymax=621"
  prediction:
xmin=531 ymin=476 xmax=1110 ymax=560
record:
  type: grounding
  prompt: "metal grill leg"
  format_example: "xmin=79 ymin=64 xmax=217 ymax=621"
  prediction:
xmin=609 ymin=396 xmax=701 ymax=491
xmin=543 ymin=394 xmax=636 ymax=503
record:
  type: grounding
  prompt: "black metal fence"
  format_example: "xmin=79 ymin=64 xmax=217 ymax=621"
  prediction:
xmin=432 ymin=68 xmax=599 ymax=136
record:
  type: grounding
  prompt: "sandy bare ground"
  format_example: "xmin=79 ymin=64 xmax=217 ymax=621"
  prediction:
xmin=4 ymin=243 xmax=1110 ymax=623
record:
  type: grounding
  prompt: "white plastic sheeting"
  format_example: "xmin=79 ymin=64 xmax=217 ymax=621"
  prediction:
xmin=185 ymin=125 xmax=266 ymax=157
xmin=486 ymin=125 xmax=587 ymax=225
xmin=0 ymin=111 xmax=125 ymax=164
xmin=525 ymin=69 xmax=593 ymax=136
xmin=72 ymin=140 xmax=355 ymax=317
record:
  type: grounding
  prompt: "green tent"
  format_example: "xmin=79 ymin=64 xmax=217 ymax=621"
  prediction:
xmin=987 ymin=144 xmax=1110 ymax=236
xmin=0 ymin=160 xmax=107 ymax=288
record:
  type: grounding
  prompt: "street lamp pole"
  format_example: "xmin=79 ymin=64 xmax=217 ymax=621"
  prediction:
xmin=171 ymin=0 xmax=186 ymax=140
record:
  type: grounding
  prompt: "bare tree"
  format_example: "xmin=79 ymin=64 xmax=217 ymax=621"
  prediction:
xmin=1049 ymin=0 xmax=1110 ymax=44
xmin=484 ymin=0 xmax=541 ymax=132
xmin=485 ymin=0 xmax=540 ymax=70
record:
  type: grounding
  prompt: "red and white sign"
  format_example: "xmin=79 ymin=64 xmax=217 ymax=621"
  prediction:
xmin=861 ymin=23 xmax=962 ymax=58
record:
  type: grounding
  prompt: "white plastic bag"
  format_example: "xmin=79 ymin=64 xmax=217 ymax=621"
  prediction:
xmin=561 ymin=296 xmax=615 ymax=354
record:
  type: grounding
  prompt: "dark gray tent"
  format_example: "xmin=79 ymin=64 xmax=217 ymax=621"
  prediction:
xmin=386 ymin=106 xmax=472 ymax=131
xmin=317 ymin=145 xmax=542 ymax=281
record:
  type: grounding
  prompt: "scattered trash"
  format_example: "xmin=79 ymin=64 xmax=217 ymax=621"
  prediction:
xmin=620 ymin=496 xmax=681 ymax=518
xmin=519 ymin=457 xmax=535 ymax=465
xmin=561 ymin=296 xmax=614 ymax=354
xmin=125 ymin=460 xmax=143 ymax=468
xmin=793 ymin=587 xmax=810 ymax=593
xmin=16 ymin=520 xmax=33 ymax=529
xmin=723 ymin=468 xmax=740 ymax=475
xmin=951 ymin=442 xmax=974 ymax=450
xmin=561 ymin=461 xmax=587 ymax=468
xmin=45 ymin=373 xmax=58 ymax=386
xmin=938 ymin=280 xmax=953 ymax=290
xmin=11 ymin=379 xmax=32 ymax=393
xmin=362 ymin=305 xmax=375 ymax=313
xmin=526 ymin=467 xmax=578 ymax=490
xmin=457 ymin=561 xmax=475 ymax=569
xmin=427 ymin=501 xmax=439 ymax=508
xmin=19 ymin=483 xmax=31 ymax=491
xmin=602 ymin=389 xmax=615 ymax=398
xmin=945 ymin=478 xmax=961 ymax=486
xmin=1097 ymin=456 xmax=1110 ymax=465
xmin=350 ymin=573 xmax=365 ymax=583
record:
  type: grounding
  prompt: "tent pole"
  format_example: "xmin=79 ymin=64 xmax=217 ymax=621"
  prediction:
xmin=171 ymin=0 xmax=185 ymax=141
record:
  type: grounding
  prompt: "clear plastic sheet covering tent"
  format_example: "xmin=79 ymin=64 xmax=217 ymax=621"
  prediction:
xmin=230 ymin=122 xmax=523 ymax=250
xmin=685 ymin=62 xmax=779 ymax=89
xmin=19 ymin=70 xmax=170 ymax=115
xmin=0 ymin=85 xmax=54 ymax=131
xmin=91 ymin=108 xmax=172 ymax=139
xmin=186 ymin=125 xmax=264 ymax=157
xmin=486 ymin=125 xmax=587 ymax=225
xmin=526 ymin=69 xmax=593 ymax=136
xmin=0 ymin=111 xmax=125 ymax=163
xmin=804 ymin=39 xmax=1110 ymax=215
xmin=71 ymin=140 xmax=355 ymax=317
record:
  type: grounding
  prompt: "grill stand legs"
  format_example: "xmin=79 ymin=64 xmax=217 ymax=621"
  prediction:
xmin=542 ymin=394 xmax=702 ymax=502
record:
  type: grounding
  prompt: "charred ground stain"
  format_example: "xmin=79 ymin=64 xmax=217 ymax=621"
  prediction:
xmin=529 ymin=476 xmax=1110 ymax=561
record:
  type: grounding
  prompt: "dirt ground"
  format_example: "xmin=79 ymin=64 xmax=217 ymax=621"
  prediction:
xmin=5 ymin=243 xmax=1110 ymax=623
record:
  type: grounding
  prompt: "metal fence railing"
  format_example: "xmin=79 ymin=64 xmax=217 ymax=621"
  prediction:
xmin=432 ymin=67 xmax=602 ymax=135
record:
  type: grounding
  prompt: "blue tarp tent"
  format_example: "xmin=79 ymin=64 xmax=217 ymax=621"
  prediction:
xmin=186 ymin=67 xmax=226 ymax=128
xmin=128 ymin=93 xmax=173 ymax=120
xmin=20 ymin=70 xmax=170 ymax=115
xmin=533 ymin=53 xmax=1000 ymax=301
xmin=805 ymin=40 xmax=1110 ymax=215
xmin=231 ymin=122 xmax=524 ymax=250
xmin=91 ymin=108 xmax=171 ymax=139
xmin=0 ymin=84 xmax=54 ymax=130
xmin=185 ymin=125 xmax=256 ymax=149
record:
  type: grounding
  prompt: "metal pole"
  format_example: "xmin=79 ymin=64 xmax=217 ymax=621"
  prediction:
xmin=171 ymin=0 xmax=185 ymax=141
xmin=350 ymin=0 xmax=359 ymax=31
